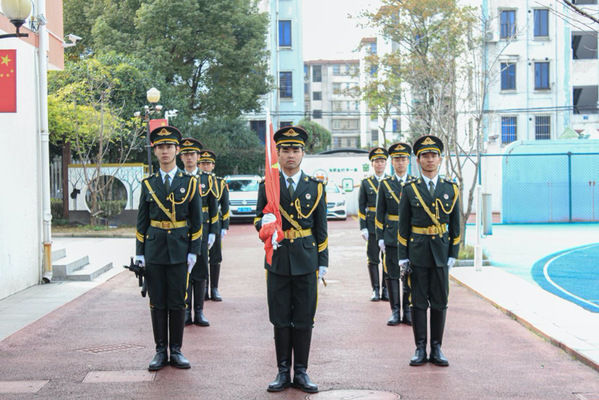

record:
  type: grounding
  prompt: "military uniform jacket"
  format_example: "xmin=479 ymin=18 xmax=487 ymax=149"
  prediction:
xmin=197 ymin=171 xmax=220 ymax=236
xmin=136 ymin=170 xmax=203 ymax=264
xmin=358 ymin=175 xmax=386 ymax=233
xmin=214 ymin=176 xmax=230 ymax=230
xmin=255 ymin=172 xmax=328 ymax=276
xmin=397 ymin=177 xmax=461 ymax=267
xmin=375 ymin=175 xmax=414 ymax=246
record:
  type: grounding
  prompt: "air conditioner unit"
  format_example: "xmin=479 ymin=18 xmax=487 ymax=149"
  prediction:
xmin=485 ymin=30 xmax=498 ymax=42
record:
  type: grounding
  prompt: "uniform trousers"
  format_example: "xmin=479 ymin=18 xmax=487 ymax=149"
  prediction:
xmin=146 ymin=262 xmax=187 ymax=310
xmin=410 ymin=265 xmax=449 ymax=311
xmin=267 ymin=271 xmax=318 ymax=330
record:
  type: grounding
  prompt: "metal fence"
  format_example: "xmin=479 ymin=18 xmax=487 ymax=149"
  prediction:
xmin=50 ymin=156 xmax=62 ymax=199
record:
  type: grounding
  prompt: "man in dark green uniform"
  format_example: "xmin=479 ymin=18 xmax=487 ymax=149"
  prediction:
xmin=254 ymin=126 xmax=328 ymax=394
xmin=375 ymin=142 xmax=415 ymax=326
xmin=135 ymin=126 xmax=203 ymax=371
xmin=179 ymin=139 xmax=219 ymax=326
xmin=199 ymin=150 xmax=230 ymax=302
xmin=397 ymin=135 xmax=460 ymax=367
xmin=358 ymin=147 xmax=390 ymax=302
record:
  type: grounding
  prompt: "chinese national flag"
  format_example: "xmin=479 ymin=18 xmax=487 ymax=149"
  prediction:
xmin=149 ymin=119 xmax=168 ymax=131
xmin=0 ymin=50 xmax=17 ymax=113
xmin=258 ymin=117 xmax=284 ymax=265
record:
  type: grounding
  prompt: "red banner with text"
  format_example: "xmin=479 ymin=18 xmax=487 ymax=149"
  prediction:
xmin=0 ymin=49 xmax=17 ymax=113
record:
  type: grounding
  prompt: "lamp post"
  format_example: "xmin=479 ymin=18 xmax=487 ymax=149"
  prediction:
xmin=0 ymin=0 xmax=31 ymax=39
xmin=134 ymin=88 xmax=162 ymax=175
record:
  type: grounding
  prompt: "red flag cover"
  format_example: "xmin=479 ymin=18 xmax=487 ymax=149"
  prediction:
xmin=0 ymin=50 xmax=17 ymax=113
xmin=258 ymin=121 xmax=284 ymax=264
xmin=149 ymin=119 xmax=168 ymax=132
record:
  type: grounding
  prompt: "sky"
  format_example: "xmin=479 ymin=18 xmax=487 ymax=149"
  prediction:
xmin=302 ymin=0 xmax=382 ymax=61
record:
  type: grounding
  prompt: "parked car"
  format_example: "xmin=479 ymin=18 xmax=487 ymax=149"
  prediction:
xmin=325 ymin=183 xmax=347 ymax=220
xmin=225 ymin=175 xmax=262 ymax=221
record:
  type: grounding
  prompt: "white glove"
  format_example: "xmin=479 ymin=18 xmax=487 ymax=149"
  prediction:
xmin=447 ymin=257 xmax=456 ymax=269
xmin=220 ymin=229 xmax=227 ymax=237
xmin=360 ymin=228 xmax=369 ymax=241
xmin=261 ymin=213 xmax=276 ymax=225
xmin=378 ymin=239 xmax=386 ymax=253
xmin=187 ymin=253 xmax=197 ymax=273
xmin=271 ymin=230 xmax=280 ymax=250
xmin=318 ymin=266 xmax=328 ymax=280
xmin=134 ymin=255 xmax=145 ymax=267
xmin=399 ymin=259 xmax=410 ymax=267
xmin=208 ymin=233 xmax=216 ymax=249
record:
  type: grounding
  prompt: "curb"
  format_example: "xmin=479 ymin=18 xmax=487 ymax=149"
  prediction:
xmin=450 ymin=274 xmax=599 ymax=373
xmin=52 ymin=233 xmax=135 ymax=238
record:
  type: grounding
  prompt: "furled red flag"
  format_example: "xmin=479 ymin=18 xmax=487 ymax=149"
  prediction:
xmin=149 ymin=118 xmax=168 ymax=131
xmin=258 ymin=117 xmax=284 ymax=264
xmin=0 ymin=50 xmax=17 ymax=113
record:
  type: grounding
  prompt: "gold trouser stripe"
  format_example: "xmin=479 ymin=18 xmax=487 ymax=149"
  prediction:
xmin=408 ymin=274 xmax=412 ymax=304
xmin=185 ymin=272 xmax=190 ymax=304
xmin=150 ymin=220 xmax=187 ymax=229
xmin=318 ymin=238 xmax=328 ymax=253
xmin=315 ymin=269 xmax=319 ymax=322
xmin=382 ymin=251 xmax=388 ymax=273
xmin=412 ymin=224 xmax=447 ymax=235
xmin=202 ymin=206 xmax=209 ymax=212
xmin=387 ymin=214 xmax=399 ymax=221
xmin=283 ymin=228 xmax=312 ymax=239
xmin=136 ymin=232 xmax=145 ymax=242
xmin=367 ymin=206 xmax=376 ymax=212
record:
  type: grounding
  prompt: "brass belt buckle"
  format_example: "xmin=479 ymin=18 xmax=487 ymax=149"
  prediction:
xmin=162 ymin=221 xmax=171 ymax=229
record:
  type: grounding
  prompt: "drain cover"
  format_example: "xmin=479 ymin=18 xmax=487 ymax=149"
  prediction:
xmin=307 ymin=389 xmax=400 ymax=399
xmin=76 ymin=343 xmax=145 ymax=354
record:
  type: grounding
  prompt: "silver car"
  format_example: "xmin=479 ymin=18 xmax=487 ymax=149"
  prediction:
xmin=225 ymin=175 xmax=262 ymax=220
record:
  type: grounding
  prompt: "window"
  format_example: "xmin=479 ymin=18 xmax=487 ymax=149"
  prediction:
xmin=573 ymin=86 xmax=599 ymax=114
xmin=278 ymin=20 xmax=291 ymax=47
xmin=535 ymin=116 xmax=551 ymax=140
xmin=279 ymin=72 xmax=292 ymax=99
xmin=280 ymin=121 xmax=293 ymax=128
xmin=304 ymin=64 xmax=309 ymax=80
xmin=370 ymin=64 xmax=378 ymax=76
xmin=501 ymin=116 xmax=517 ymax=144
xmin=333 ymin=137 xmax=342 ymax=148
xmin=312 ymin=110 xmax=322 ymax=119
xmin=534 ymin=62 xmax=550 ymax=90
xmin=500 ymin=63 xmax=516 ymax=90
xmin=500 ymin=10 xmax=516 ymax=39
xmin=369 ymin=42 xmax=377 ymax=54
xmin=332 ymin=119 xmax=359 ymax=130
xmin=332 ymin=83 xmax=342 ymax=95
xmin=371 ymin=130 xmax=378 ymax=143
xmin=534 ymin=9 xmax=549 ymax=37
xmin=312 ymin=65 xmax=321 ymax=82
xmin=250 ymin=120 xmax=266 ymax=143
xmin=332 ymin=64 xmax=341 ymax=76
xmin=572 ymin=32 xmax=598 ymax=59
xmin=392 ymin=119 xmax=399 ymax=133
xmin=313 ymin=91 xmax=322 ymax=101
xmin=573 ymin=0 xmax=597 ymax=4
xmin=304 ymin=82 xmax=309 ymax=94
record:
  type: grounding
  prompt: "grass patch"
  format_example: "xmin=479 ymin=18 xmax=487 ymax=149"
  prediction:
xmin=459 ymin=244 xmax=488 ymax=260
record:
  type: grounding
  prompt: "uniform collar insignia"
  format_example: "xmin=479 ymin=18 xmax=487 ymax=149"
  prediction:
xmin=422 ymin=137 xmax=435 ymax=145
xmin=157 ymin=128 xmax=170 ymax=136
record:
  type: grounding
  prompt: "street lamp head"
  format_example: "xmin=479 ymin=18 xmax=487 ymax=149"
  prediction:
xmin=1 ymin=0 xmax=32 ymax=29
xmin=146 ymin=87 xmax=161 ymax=104
xmin=155 ymin=104 xmax=163 ymax=112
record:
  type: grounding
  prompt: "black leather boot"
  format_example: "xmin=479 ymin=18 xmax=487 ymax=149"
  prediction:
xmin=169 ymin=309 xmax=191 ymax=369
xmin=367 ymin=263 xmax=380 ymax=301
xmin=148 ymin=308 xmax=168 ymax=371
xmin=429 ymin=309 xmax=449 ymax=366
xmin=386 ymin=279 xmax=401 ymax=326
xmin=210 ymin=263 xmax=222 ymax=301
xmin=184 ymin=283 xmax=193 ymax=326
xmin=193 ymin=280 xmax=210 ymax=326
xmin=292 ymin=328 xmax=318 ymax=393
xmin=267 ymin=327 xmax=292 ymax=392
xmin=410 ymin=308 xmax=428 ymax=366
xmin=381 ymin=271 xmax=389 ymax=301
xmin=401 ymin=276 xmax=412 ymax=325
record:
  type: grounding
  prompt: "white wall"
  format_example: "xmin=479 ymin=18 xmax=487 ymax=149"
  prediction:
xmin=0 ymin=40 xmax=43 ymax=300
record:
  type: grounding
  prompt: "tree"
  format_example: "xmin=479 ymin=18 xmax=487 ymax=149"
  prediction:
xmin=297 ymin=119 xmax=332 ymax=153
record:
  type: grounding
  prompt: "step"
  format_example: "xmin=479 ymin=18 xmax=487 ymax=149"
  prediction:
xmin=52 ymin=255 xmax=90 ymax=279
xmin=51 ymin=248 xmax=67 ymax=262
xmin=64 ymin=262 xmax=114 ymax=281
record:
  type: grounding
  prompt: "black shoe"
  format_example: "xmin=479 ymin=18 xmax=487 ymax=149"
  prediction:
xmin=429 ymin=344 xmax=449 ymax=366
xmin=402 ymin=309 xmax=413 ymax=326
xmin=267 ymin=372 xmax=291 ymax=392
xmin=370 ymin=289 xmax=380 ymax=302
xmin=293 ymin=371 xmax=318 ymax=393
xmin=211 ymin=287 xmax=222 ymax=302
xmin=429 ymin=309 xmax=448 ymax=366
xmin=184 ymin=308 xmax=193 ymax=326
xmin=381 ymin=286 xmax=389 ymax=301
xmin=410 ymin=347 xmax=427 ymax=366
xmin=170 ymin=350 xmax=191 ymax=369
xmin=387 ymin=310 xmax=401 ymax=326
xmin=194 ymin=309 xmax=210 ymax=326
xmin=193 ymin=280 xmax=210 ymax=326
xmin=148 ymin=350 xmax=168 ymax=371
xmin=386 ymin=279 xmax=401 ymax=325
xmin=169 ymin=309 xmax=191 ymax=369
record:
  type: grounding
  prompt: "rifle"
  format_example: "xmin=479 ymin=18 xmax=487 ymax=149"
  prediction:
xmin=400 ymin=260 xmax=412 ymax=281
xmin=124 ymin=257 xmax=147 ymax=297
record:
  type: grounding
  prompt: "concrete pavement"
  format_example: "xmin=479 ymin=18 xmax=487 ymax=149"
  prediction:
xmin=0 ymin=220 xmax=598 ymax=399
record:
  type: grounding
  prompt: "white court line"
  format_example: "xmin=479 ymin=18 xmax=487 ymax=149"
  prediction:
xmin=543 ymin=243 xmax=599 ymax=311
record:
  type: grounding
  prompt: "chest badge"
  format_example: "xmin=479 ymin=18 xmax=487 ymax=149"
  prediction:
xmin=443 ymin=193 xmax=449 ymax=200
xmin=306 ymin=193 xmax=311 ymax=200
xmin=180 ymin=188 xmax=186 ymax=193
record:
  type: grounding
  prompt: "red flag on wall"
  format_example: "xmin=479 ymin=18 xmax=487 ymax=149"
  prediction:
xmin=0 ymin=50 xmax=17 ymax=113
xmin=149 ymin=119 xmax=168 ymax=131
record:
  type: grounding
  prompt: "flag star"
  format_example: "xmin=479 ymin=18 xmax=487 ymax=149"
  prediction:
xmin=0 ymin=55 xmax=10 ymax=66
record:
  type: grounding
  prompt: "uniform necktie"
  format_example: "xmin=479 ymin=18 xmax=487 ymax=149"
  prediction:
xmin=428 ymin=180 xmax=435 ymax=197
xmin=164 ymin=174 xmax=171 ymax=193
xmin=287 ymin=177 xmax=295 ymax=198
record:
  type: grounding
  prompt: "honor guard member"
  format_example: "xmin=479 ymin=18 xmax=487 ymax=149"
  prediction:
xmin=179 ymin=138 xmax=219 ymax=326
xmin=375 ymin=142 xmax=415 ymax=326
xmin=135 ymin=126 xmax=203 ymax=371
xmin=358 ymin=147 xmax=390 ymax=302
xmin=198 ymin=150 xmax=230 ymax=301
xmin=254 ymin=126 xmax=328 ymax=394
xmin=397 ymin=135 xmax=460 ymax=367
